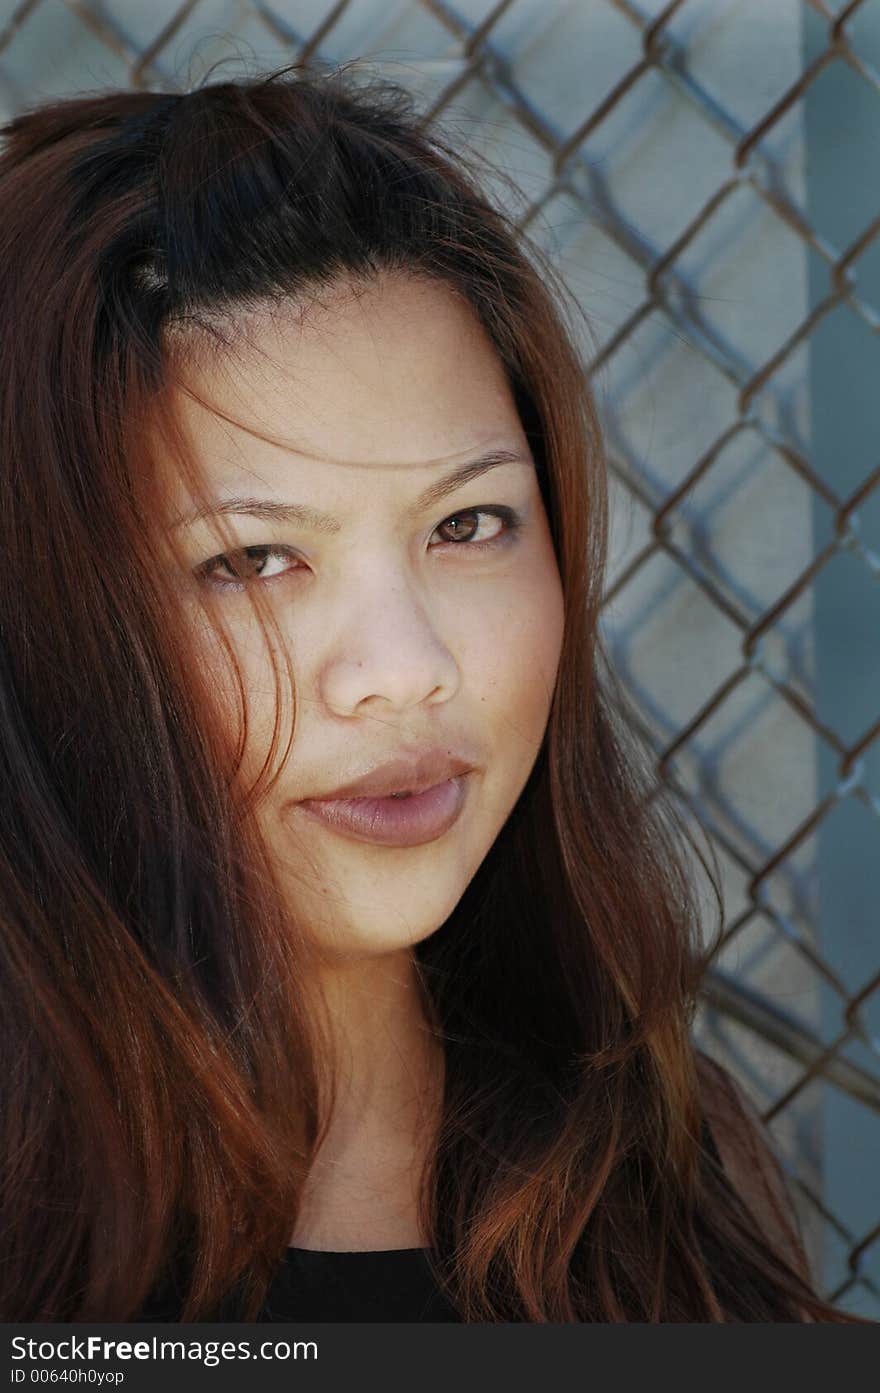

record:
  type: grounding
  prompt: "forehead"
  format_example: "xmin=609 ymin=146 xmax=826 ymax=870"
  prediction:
xmin=168 ymin=273 xmax=526 ymax=481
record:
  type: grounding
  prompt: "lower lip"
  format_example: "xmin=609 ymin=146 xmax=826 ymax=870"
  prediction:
xmin=295 ymin=774 xmax=470 ymax=848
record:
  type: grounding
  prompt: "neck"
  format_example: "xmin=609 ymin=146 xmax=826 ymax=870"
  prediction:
xmin=290 ymin=948 xmax=445 ymax=1251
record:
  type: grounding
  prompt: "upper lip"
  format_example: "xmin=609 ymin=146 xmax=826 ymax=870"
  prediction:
xmin=299 ymin=747 xmax=475 ymax=801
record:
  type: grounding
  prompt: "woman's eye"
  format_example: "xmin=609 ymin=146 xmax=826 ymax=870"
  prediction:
xmin=194 ymin=544 xmax=300 ymax=589
xmin=431 ymin=506 xmax=521 ymax=549
xmin=194 ymin=506 xmax=523 ymax=591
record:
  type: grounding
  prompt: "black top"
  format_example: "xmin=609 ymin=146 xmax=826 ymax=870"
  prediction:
xmin=257 ymin=1245 xmax=460 ymax=1322
xmin=135 ymin=1244 xmax=459 ymax=1323
xmin=136 ymin=1117 xmax=724 ymax=1322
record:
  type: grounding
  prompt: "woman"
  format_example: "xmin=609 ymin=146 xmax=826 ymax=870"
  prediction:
xmin=0 ymin=62 xmax=867 ymax=1324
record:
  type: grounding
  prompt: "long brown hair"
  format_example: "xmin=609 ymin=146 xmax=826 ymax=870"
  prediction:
xmin=0 ymin=62 xmax=867 ymax=1323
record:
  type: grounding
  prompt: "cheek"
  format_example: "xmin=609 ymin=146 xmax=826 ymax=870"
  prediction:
xmin=460 ymin=553 xmax=565 ymax=743
xmin=185 ymin=611 xmax=296 ymax=785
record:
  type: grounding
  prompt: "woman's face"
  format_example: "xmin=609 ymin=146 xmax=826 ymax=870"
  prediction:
xmin=167 ymin=273 xmax=565 ymax=961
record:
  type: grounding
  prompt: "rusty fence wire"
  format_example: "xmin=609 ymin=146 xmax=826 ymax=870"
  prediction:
xmin=0 ymin=0 xmax=877 ymax=1318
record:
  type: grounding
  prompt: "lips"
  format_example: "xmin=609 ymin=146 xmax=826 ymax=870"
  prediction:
xmin=300 ymin=748 xmax=474 ymax=802
xmin=295 ymin=774 xmax=471 ymax=848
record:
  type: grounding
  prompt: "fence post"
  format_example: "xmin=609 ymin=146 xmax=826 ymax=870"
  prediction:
xmin=802 ymin=1 xmax=880 ymax=1313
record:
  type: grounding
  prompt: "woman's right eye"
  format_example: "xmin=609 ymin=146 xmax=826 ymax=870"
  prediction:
xmin=194 ymin=544 xmax=301 ymax=590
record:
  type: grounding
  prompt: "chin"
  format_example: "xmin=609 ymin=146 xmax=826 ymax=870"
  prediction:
xmin=299 ymin=876 xmax=469 ymax=962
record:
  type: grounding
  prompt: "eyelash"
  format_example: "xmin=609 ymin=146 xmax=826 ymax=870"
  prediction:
xmin=194 ymin=506 xmax=524 ymax=591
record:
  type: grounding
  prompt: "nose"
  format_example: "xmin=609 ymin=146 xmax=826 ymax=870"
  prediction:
xmin=316 ymin=564 xmax=461 ymax=717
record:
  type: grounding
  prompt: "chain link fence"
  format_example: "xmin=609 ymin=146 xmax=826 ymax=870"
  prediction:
xmin=0 ymin=0 xmax=876 ymax=1318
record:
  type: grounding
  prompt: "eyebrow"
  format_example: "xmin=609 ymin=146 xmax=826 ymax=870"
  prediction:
xmin=172 ymin=448 xmax=532 ymax=533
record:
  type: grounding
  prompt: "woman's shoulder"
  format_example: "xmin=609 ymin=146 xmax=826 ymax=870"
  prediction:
xmin=695 ymin=1050 xmax=814 ymax=1297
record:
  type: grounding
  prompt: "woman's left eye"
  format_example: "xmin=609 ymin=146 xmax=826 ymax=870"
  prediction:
xmin=194 ymin=506 xmax=523 ymax=590
xmin=431 ymin=505 xmax=522 ymax=549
